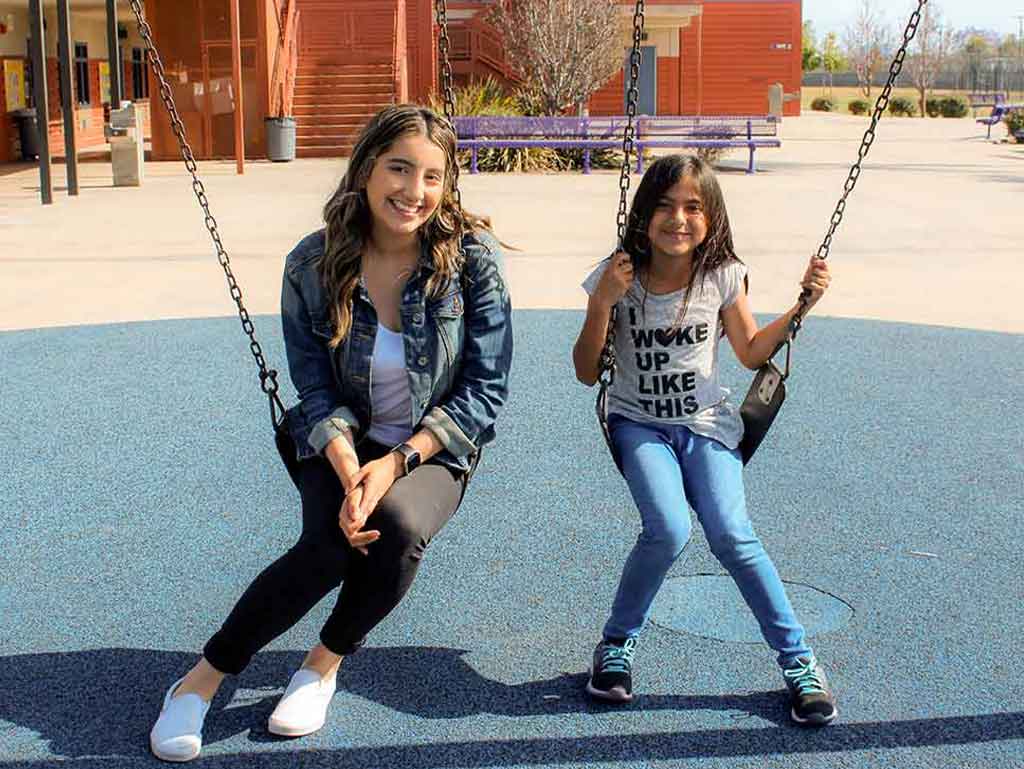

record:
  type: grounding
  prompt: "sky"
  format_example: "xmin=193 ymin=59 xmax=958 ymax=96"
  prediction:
xmin=803 ymin=0 xmax=1024 ymax=39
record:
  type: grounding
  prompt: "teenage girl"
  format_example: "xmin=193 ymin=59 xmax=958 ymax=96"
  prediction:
xmin=149 ymin=105 xmax=513 ymax=761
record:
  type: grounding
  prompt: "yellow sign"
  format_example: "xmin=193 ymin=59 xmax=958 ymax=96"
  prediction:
xmin=4 ymin=59 xmax=25 ymax=112
xmin=99 ymin=61 xmax=111 ymax=104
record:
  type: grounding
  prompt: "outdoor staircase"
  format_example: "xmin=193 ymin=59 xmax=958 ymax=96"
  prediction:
xmin=293 ymin=61 xmax=395 ymax=158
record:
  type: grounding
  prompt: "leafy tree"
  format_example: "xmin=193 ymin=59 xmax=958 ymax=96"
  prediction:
xmin=998 ymin=33 xmax=1020 ymax=58
xmin=961 ymin=33 xmax=994 ymax=91
xmin=803 ymin=21 xmax=822 ymax=71
xmin=821 ymin=32 xmax=846 ymax=98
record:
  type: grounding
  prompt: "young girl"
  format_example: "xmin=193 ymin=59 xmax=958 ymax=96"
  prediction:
xmin=149 ymin=105 xmax=513 ymax=761
xmin=573 ymin=154 xmax=836 ymax=726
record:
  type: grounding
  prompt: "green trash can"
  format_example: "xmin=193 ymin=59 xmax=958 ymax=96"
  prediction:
xmin=265 ymin=117 xmax=296 ymax=162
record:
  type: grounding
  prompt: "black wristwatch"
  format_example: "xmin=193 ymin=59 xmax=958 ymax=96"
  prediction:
xmin=393 ymin=442 xmax=421 ymax=477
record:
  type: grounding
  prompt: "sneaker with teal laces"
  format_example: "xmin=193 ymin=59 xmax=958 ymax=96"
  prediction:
xmin=586 ymin=637 xmax=638 ymax=703
xmin=783 ymin=655 xmax=838 ymax=726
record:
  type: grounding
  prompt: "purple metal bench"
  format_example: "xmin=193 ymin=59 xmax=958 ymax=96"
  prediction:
xmin=454 ymin=115 xmax=782 ymax=174
xmin=976 ymin=103 xmax=1024 ymax=139
xmin=633 ymin=115 xmax=780 ymax=174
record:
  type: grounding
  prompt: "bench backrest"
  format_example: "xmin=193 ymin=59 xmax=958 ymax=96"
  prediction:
xmin=637 ymin=116 xmax=778 ymax=138
xmin=454 ymin=115 xmax=779 ymax=139
xmin=454 ymin=116 xmax=622 ymax=139
xmin=968 ymin=91 xmax=1008 ymax=107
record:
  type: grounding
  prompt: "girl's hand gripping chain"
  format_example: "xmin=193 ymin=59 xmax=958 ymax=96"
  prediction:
xmin=799 ymin=257 xmax=831 ymax=310
xmin=593 ymin=251 xmax=635 ymax=310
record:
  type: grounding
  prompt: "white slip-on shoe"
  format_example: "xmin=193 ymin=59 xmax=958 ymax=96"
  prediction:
xmin=149 ymin=677 xmax=211 ymax=763
xmin=267 ymin=668 xmax=337 ymax=737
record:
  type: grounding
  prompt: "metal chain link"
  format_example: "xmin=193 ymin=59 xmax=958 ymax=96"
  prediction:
xmin=788 ymin=0 xmax=926 ymax=339
xmin=616 ymin=0 xmax=645 ymax=248
xmin=126 ymin=0 xmax=284 ymax=412
xmin=434 ymin=0 xmax=462 ymax=212
xmin=599 ymin=0 xmax=646 ymax=388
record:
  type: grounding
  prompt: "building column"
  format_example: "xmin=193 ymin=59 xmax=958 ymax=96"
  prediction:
xmin=57 ymin=0 xmax=79 ymax=196
xmin=29 ymin=0 xmax=52 ymax=205
xmin=229 ymin=0 xmax=244 ymax=173
xmin=395 ymin=0 xmax=409 ymax=102
xmin=106 ymin=0 xmax=123 ymax=107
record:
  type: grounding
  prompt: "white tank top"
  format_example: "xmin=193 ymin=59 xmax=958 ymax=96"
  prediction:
xmin=366 ymin=324 xmax=413 ymax=446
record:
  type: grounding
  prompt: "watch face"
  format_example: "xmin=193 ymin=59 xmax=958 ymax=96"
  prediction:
xmin=399 ymin=444 xmax=420 ymax=475
xmin=406 ymin=449 xmax=422 ymax=473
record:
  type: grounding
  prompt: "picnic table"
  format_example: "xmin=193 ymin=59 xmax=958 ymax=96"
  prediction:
xmin=454 ymin=115 xmax=782 ymax=175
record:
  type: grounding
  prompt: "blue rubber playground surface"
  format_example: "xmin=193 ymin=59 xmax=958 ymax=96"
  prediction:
xmin=2 ymin=309 xmax=1023 ymax=768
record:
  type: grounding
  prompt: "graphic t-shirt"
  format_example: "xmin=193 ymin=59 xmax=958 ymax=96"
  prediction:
xmin=582 ymin=257 xmax=748 ymax=449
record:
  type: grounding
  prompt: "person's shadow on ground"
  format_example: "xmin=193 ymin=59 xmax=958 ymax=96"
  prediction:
xmin=3 ymin=647 xmax=1023 ymax=766
xmin=0 ymin=645 xmax=787 ymax=760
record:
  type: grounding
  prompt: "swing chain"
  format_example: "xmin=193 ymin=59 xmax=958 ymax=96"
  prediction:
xmin=434 ymin=0 xmax=462 ymax=213
xmin=125 ymin=0 xmax=284 ymax=410
xmin=789 ymin=0 xmax=926 ymax=339
xmin=598 ymin=0 xmax=646 ymax=388
xmin=616 ymin=0 xmax=645 ymax=248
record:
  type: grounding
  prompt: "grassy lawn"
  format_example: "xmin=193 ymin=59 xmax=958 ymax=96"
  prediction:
xmin=799 ymin=85 xmax=1024 ymax=116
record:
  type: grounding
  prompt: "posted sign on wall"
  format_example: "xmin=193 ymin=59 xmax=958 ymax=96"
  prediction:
xmin=4 ymin=59 xmax=25 ymax=112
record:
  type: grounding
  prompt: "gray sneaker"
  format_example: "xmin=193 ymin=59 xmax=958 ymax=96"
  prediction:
xmin=783 ymin=655 xmax=838 ymax=726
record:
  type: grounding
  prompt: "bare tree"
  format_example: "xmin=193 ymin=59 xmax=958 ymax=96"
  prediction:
xmin=489 ymin=0 xmax=624 ymax=116
xmin=843 ymin=0 xmax=893 ymax=98
xmin=906 ymin=1 xmax=956 ymax=117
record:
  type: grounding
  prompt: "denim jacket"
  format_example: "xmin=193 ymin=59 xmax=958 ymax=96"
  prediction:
xmin=280 ymin=228 xmax=513 ymax=474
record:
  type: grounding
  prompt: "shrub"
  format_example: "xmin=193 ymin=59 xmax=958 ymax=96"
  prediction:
xmin=430 ymin=76 xmax=519 ymax=116
xmin=888 ymin=96 xmax=916 ymax=117
xmin=1005 ymin=110 xmax=1024 ymax=142
xmin=694 ymin=145 xmax=734 ymax=166
xmin=811 ymin=97 xmax=835 ymax=112
xmin=939 ymin=96 xmax=969 ymax=118
xmin=430 ymin=79 xmax=632 ymax=173
xmin=554 ymin=146 xmax=624 ymax=171
xmin=925 ymin=98 xmax=942 ymax=117
xmin=848 ymin=99 xmax=870 ymax=115
xmin=429 ymin=78 xmax=566 ymax=173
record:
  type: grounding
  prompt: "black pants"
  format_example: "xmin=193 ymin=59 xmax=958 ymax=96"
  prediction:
xmin=203 ymin=440 xmax=466 ymax=675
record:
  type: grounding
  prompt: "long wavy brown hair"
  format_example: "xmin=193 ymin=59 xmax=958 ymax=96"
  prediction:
xmin=319 ymin=105 xmax=488 ymax=347
xmin=621 ymin=154 xmax=744 ymax=325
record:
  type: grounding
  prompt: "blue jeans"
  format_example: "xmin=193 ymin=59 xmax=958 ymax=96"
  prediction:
xmin=603 ymin=415 xmax=813 ymax=667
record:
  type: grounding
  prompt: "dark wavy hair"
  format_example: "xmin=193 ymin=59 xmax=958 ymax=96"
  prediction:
xmin=622 ymin=154 xmax=743 ymax=323
xmin=318 ymin=105 xmax=488 ymax=347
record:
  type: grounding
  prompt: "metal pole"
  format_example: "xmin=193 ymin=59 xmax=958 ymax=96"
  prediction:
xmin=106 ymin=0 xmax=122 ymax=108
xmin=28 ymin=0 xmax=52 ymax=205
xmin=229 ymin=0 xmax=245 ymax=174
xmin=57 ymin=0 xmax=79 ymax=196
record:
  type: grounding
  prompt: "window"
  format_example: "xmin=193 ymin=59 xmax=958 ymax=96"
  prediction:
xmin=131 ymin=48 xmax=149 ymax=100
xmin=74 ymin=42 xmax=90 ymax=105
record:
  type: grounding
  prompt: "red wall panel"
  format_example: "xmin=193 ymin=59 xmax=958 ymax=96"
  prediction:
xmin=698 ymin=1 xmax=801 ymax=116
xmin=658 ymin=56 xmax=680 ymax=115
xmin=592 ymin=0 xmax=801 ymax=117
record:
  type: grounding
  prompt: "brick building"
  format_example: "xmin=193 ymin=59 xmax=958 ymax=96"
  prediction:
xmin=1 ymin=0 xmax=801 ymax=164
xmin=0 ymin=0 xmax=152 ymax=164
